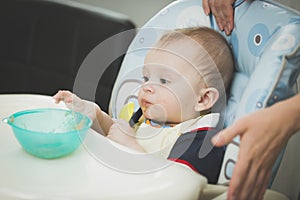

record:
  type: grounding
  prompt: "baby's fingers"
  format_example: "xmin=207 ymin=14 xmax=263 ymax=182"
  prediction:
xmin=53 ymin=90 xmax=73 ymax=103
xmin=53 ymin=92 xmax=63 ymax=104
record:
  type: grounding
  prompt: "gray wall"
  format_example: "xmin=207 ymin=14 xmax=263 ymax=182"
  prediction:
xmin=275 ymin=0 xmax=300 ymax=11
xmin=71 ymin=0 xmax=174 ymax=27
xmin=72 ymin=0 xmax=299 ymax=28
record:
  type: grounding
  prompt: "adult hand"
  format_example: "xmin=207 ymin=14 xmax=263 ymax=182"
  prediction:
xmin=211 ymin=101 xmax=296 ymax=200
xmin=202 ymin=0 xmax=236 ymax=35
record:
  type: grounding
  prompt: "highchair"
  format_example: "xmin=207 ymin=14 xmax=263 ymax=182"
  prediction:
xmin=108 ymin=0 xmax=300 ymax=199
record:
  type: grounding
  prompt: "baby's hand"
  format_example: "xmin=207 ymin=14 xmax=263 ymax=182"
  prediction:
xmin=107 ymin=119 xmax=145 ymax=152
xmin=53 ymin=90 xmax=83 ymax=111
xmin=53 ymin=90 xmax=74 ymax=105
xmin=53 ymin=90 xmax=98 ymax=121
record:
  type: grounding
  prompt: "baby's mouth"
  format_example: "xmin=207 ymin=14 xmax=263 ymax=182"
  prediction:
xmin=140 ymin=99 xmax=153 ymax=114
xmin=141 ymin=99 xmax=152 ymax=108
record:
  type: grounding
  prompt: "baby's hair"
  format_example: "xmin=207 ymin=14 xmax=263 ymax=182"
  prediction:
xmin=156 ymin=27 xmax=234 ymax=93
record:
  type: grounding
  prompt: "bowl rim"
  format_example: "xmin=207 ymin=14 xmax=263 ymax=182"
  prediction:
xmin=3 ymin=108 xmax=93 ymax=135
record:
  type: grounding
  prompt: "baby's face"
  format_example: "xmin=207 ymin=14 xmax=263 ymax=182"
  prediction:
xmin=138 ymin=41 xmax=205 ymax=123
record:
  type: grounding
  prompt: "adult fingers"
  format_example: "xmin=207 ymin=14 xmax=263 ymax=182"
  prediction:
xmin=202 ymin=0 xmax=236 ymax=34
xmin=211 ymin=122 xmax=245 ymax=147
xmin=221 ymin=1 xmax=235 ymax=35
xmin=208 ymin=0 xmax=224 ymax=31
xmin=202 ymin=0 xmax=211 ymax=15
xmin=231 ymin=161 xmax=270 ymax=200
xmin=253 ymin=171 xmax=270 ymax=200
xmin=227 ymin=136 xmax=272 ymax=200
xmin=227 ymin=147 xmax=251 ymax=199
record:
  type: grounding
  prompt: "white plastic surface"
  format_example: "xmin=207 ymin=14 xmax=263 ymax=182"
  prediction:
xmin=0 ymin=94 xmax=207 ymax=200
xmin=0 ymin=94 xmax=289 ymax=200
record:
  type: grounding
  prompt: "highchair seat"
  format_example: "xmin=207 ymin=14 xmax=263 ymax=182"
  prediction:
xmin=110 ymin=0 xmax=300 ymax=199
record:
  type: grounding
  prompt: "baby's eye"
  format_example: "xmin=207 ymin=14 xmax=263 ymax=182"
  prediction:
xmin=142 ymin=76 xmax=149 ymax=82
xmin=160 ymin=78 xmax=170 ymax=84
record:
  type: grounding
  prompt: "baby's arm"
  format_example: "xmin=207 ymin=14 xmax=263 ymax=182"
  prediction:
xmin=94 ymin=107 xmax=113 ymax=135
xmin=53 ymin=90 xmax=113 ymax=135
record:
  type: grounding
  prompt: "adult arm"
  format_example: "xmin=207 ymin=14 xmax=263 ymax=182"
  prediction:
xmin=212 ymin=94 xmax=300 ymax=200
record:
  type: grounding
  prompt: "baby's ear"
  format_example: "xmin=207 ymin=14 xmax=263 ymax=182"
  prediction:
xmin=194 ymin=88 xmax=219 ymax=112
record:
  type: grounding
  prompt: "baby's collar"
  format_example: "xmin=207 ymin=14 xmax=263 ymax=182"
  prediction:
xmin=145 ymin=118 xmax=177 ymax=128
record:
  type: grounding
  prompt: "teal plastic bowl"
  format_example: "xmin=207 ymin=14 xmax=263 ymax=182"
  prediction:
xmin=3 ymin=108 xmax=92 ymax=159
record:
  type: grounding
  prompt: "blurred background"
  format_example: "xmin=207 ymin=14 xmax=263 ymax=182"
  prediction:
xmin=73 ymin=0 xmax=300 ymax=27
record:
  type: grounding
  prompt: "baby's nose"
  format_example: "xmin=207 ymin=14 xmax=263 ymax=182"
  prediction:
xmin=142 ymin=83 xmax=155 ymax=93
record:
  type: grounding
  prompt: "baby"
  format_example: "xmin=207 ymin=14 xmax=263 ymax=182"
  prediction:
xmin=54 ymin=27 xmax=234 ymax=183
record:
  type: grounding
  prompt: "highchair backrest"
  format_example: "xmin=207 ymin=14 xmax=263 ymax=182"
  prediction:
xmin=110 ymin=0 xmax=300 ymax=187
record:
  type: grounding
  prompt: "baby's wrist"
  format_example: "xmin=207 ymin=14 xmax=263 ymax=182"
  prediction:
xmin=130 ymin=141 xmax=145 ymax=152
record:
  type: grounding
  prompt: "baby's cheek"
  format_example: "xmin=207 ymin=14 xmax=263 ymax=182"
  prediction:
xmin=146 ymin=104 xmax=167 ymax=121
